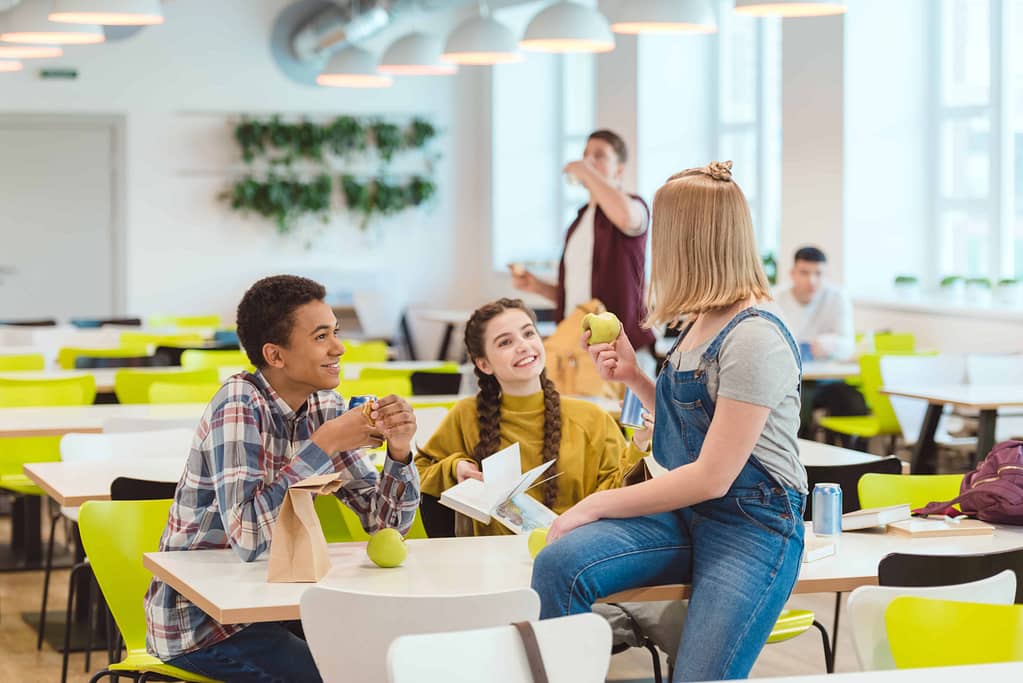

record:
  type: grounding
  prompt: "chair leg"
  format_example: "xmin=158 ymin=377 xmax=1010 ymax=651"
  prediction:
xmin=88 ymin=671 xmax=136 ymax=683
xmin=642 ymin=639 xmax=663 ymax=683
xmin=86 ymin=568 xmax=99 ymax=672
xmin=832 ymin=592 xmax=842 ymax=664
xmin=811 ymin=619 xmax=835 ymax=673
xmin=37 ymin=512 xmax=62 ymax=650
xmin=62 ymin=562 xmax=86 ymax=683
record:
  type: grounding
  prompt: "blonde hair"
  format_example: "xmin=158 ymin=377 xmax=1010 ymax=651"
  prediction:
xmin=646 ymin=161 xmax=771 ymax=326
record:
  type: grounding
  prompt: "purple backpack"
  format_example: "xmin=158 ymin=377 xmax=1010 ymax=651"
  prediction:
xmin=915 ymin=440 xmax=1023 ymax=525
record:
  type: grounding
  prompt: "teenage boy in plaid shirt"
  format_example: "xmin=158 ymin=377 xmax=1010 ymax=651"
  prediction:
xmin=144 ymin=275 xmax=420 ymax=682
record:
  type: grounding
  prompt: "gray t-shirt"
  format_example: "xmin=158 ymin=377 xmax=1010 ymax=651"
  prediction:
xmin=667 ymin=305 xmax=807 ymax=494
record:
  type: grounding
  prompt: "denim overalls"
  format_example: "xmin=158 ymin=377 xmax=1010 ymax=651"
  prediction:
xmin=532 ymin=307 xmax=806 ymax=682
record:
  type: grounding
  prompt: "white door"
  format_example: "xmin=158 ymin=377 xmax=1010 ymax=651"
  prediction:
xmin=0 ymin=115 xmax=123 ymax=319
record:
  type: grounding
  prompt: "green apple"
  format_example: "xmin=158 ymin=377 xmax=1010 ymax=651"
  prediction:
xmin=582 ymin=312 xmax=621 ymax=345
xmin=366 ymin=528 xmax=407 ymax=568
xmin=527 ymin=527 xmax=549 ymax=559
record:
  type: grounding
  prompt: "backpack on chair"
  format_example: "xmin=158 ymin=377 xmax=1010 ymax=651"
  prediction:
xmin=915 ymin=440 xmax=1023 ymax=525
xmin=543 ymin=299 xmax=623 ymax=400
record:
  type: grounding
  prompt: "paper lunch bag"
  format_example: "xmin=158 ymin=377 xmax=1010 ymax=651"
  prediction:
xmin=267 ymin=473 xmax=343 ymax=583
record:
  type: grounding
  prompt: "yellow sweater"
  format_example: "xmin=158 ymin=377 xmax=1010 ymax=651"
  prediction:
xmin=415 ymin=391 xmax=647 ymax=536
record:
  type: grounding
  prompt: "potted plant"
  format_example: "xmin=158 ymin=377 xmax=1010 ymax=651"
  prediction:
xmin=761 ymin=253 xmax=778 ymax=286
xmin=965 ymin=277 xmax=993 ymax=306
xmin=893 ymin=275 xmax=921 ymax=302
xmin=996 ymin=277 xmax=1022 ymax=307
xmin=939 ymin=275 xmax=965 ymax=305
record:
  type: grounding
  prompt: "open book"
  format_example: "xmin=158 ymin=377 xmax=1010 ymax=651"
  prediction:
xmin=439 ymin=443 xmax=559 ymax=534
xmin=887 ymin=517 xmax=994 ymax=538
xmin=841 ymin=504 xmax=912 ymax=531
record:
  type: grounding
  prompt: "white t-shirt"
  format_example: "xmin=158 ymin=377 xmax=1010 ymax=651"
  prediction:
xmin=774 ymin=283 xmax=855 ymax=361
xmin=562 ymin=204 xmax=596 ymax=314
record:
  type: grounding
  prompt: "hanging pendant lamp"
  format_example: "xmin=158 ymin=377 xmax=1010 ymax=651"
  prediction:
xmin=317 ymin=45 xmax=393 ymax=88
xmin=0 ymin=1 xmax=104 ymax=44
xmin=609 ymin=0 xmax=716 ymax=35
xmin=49 ymin=0 xmax=164 ymax=25
xmin=380 ymin=32 xmax=457 ymax=76
xmin=734 ymin=0 xmax=847 ymax=17
xmin=442 ymin=11 xmax=521 ymax=65
xmin=0 ymin=58 xmax=23 ymax=71
xmin=520 ymin=1 xmax=614 ymax=53
xmin=0 ymin=44 xmax=63 ymax=58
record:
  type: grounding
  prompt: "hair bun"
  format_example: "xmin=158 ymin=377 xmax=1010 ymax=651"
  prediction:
xmin=705 ymin=160 xmax=733 ymax=182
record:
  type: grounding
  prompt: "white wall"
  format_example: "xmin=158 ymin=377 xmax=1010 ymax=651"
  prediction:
xmin=843 ymin=0 xmax=929 ymax=297
xmin=0 ymin=0 xmax=490 ymax=356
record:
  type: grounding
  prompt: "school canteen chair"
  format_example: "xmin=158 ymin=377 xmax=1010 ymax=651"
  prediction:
xmin=872 ymin=333 xmax=916 ymax=354
xmin=179 ymin=349 xmax=252 ymax=370
xmin=74 ymin=355 xmax=159 ymax=369
xmin=78 ymin=500 xmax=219 ymax=683
xmin=118 ymin=331 xmax=205 ymax=349
xmin=64 ymin=477 xmax=184 ymax=682
xmin=885 ymin=596 xmax=1023 ymax=668
xmin=113 ymin=368 xmax=218 ymax=404
xmin=804 ymin=456 xmax=904 ymax=652
xmin=879 ymin=354 xmax=976 ymax=450
xmin=148 ymin=382 xmax=221 ymax=404
xmin=338 ymin=377 xmax=412 ymax=399
xmin=70 ymin=318 xmax=143 ymax=329
xmin=212 ymin=329 xmax=240 ymax=346
xmin=102 ymin=417 xmax=199 ymax=433
xmin=340 ymin=339 xmax=390 ymax=363
xmin=57 ymin=345 xmax=151 ymax=370
xmin=0 ymin=352 xmax=45 ymax=370
xmin=358 ymin=364 xmax=462 ymax=395
xmin=0 ymin=375 xmax=97 ymax=567
xmin=878 ymin=547 xmax=1023 ymax=604
xmin=387 ymin=612 xmax=613 ymax=683
xmin=314 ymin=496 xmax=428 ymax=543
xmin=40 ymin=429 xmax=194 ymax=656
xmin=148 ymin=314 xmax=222 ymax=330
xmin=300 ymin=587 xmax=541 ymax=683
xmin=858 ymin=473 xmax=964 ymax=510
xmin=818 ymin=354 xmax=904 ymax=452
xmin=847 ymin=570 xmax=1017 ymax=670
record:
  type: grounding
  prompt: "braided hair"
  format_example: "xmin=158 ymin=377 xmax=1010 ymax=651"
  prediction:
xmin=464 ymin=298 xmax=562 ymax=509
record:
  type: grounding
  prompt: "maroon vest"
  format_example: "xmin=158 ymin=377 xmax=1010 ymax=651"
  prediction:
xmin=556 ymin=195 xmax=656 ymax=351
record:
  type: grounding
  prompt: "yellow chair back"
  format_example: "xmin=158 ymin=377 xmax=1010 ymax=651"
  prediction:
xmin=148 ymin=315 xmax=222 ymax=329
xmin=57 ymin=346 xmax=149 ymax=370
xmin=339 ymin=377 xmax=412 ymax=399
xmin=180 ymin=349 xmax=252 ymax=371
xmin=114 ymin=369 xmax=218 ymax=404
xmin=119 ymin=332 xmax=205 ymax=348
xmin=0 ymin=353 xmax=45 ymax=371
xmin=858 ymin=473 xmax=964 ymax=510
xmin=340 ymin=340 xmax=389 ymax=363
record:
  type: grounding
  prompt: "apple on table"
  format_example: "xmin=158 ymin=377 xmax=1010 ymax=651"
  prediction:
xmin=366 ymin=528 xmax=407 ymax=568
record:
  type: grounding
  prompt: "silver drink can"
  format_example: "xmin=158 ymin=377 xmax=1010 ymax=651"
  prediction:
xmin=619 ymin=388 xmax=646 ymax=428
xmin=812 ymin=483 xmax=843 ymax=536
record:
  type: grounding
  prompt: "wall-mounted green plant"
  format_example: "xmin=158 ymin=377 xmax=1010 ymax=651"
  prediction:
xmin=761 ymin=252 xmax=778 ymax=286
xmin=326 ymin=116 xmax=366 ymax=157
xmin=940 ymin=275 xmax=964 ymax=287
xmin=227 ymin=173 xmax=332 ymax=234
xmin=966 ymin=277 xmax=992 ymax=288
xmin=340 ymin=174 xmax=437 ymax=230
xmin=370 ymin=121 xmax=403 ymax=163
xmin=894 ymin=275 xmax=919 ymax=285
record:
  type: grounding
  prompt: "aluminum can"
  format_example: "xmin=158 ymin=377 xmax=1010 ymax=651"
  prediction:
xmin=812 ymin=483 xmax=843 ymax=535
xmin=619 ymin=388 xmax=646 ymax=428
xmin=347 ymin=394 xmax=377 ymax=412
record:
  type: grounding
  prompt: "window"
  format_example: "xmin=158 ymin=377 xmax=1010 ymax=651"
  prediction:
xmin=713 ymin=0 xmax=782 ymax=256
xmin=935 ymin=0 xmax=1022 ymax=280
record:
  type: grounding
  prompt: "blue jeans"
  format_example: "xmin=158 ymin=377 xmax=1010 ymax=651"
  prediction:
xmin=165 ymin=622 xmax=321 ymax=682
xmin=532 ymin=488 xmax=804 ymax=681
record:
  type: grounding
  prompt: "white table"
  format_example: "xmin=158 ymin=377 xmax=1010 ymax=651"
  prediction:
xmin=0 ymin=403 xmax=208 ymax=437
xmin=803 ymin=361 xmax=860 ymax=382
xmin=24 ymin=459 xmax=185 ymax=507
xmin=881 ymin=383 xmax=1023 ymax=473
xmin=143 ymin=524 xmax=1023 ymax=625
xmin=798 ymin=439 xmax=882 ymax=467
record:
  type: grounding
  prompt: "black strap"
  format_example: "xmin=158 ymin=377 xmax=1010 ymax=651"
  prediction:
xmin=513 ymin=621 xmax=550 ymax=683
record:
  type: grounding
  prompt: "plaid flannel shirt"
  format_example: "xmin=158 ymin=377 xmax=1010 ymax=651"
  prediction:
xmin=144 ymin=371 xmax=420 ymax=660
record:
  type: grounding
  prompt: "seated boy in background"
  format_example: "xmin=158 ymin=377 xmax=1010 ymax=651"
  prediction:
xmin=145 ymin=274 xmax=420 ymax=682
xmin=775 ymin=245 xmax=855 ymax=361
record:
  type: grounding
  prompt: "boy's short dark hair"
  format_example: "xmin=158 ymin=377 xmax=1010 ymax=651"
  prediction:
xmin=236 ymin=275 xmax=327 ymax=368
xmin=794 ymin=246 xmax=827 ymax=264
xmin=588 ymin=129 xmax=628 ymax=164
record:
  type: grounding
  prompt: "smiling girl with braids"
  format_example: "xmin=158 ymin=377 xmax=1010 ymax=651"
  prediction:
xmin=414 ymin=298 xmax=652 ymax=537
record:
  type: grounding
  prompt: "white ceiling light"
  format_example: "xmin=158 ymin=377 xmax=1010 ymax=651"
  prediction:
xmin=734 ymin=0 xmax=847 ymax=17
xmin=380 ymin=32 xmax=457 ymax=76
xmin=609 ymin=0 xmax=716 ymax=35
xmin=442 ymin=11 xmax=521 ymax=65
xmin=520 ymin=1 xmax=614 ymax=54
xmin=316 ymin=45 xmax=392 ymax=88
xmin=0 ymin=58 xmax=23 ymax=71
xmin=0 ymin=44 xmax=63 ymax=58
xmin=49 ymin=0 xmax=164 ymax=26
xmin=0 ymin=0 xmax=104 ymax=44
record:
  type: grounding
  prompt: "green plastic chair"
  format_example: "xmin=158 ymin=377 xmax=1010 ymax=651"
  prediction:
xmin=78 ymin=500 xmax=220 ymax=683
xmin=885 ymin=596 xmax=1023 ymax=668
xmin=858 ymin=473 xmax=964 ymax=510
xmin=114 ymin=368 xmax=218 ymax=404
xmin=817 ymin=354 xmax=902 ymax=449
xmin=767 ymin=609 xmax=833 ymax=671
xmin=340 ymin=340 xmax=390 ymax=363
xmin=0 ymin=375 xmax=97 ymax=496
xmin=873 ymin=333 xmax=916 ymax=354
xmin=148 ymin=314 xmax=222 ymax=329
xmin=338 ymin=377 xmax=413 ymax=399
xmin=357 ymin=363 xmax=460 ymax=382
xmin=149 ymin=381 xmax=222 ymax=404
xmin=57 ymin=346 xmax=150 ymax=370
xmin=179 ymin=349 xmax=252 ymax=371
xmin=314 ymin=494 xmax=428 ymax=543
xmin=119 ymin=331 xmax=205 ymax=349
xmin=0 ymin=353 xmax=45 ymax=371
